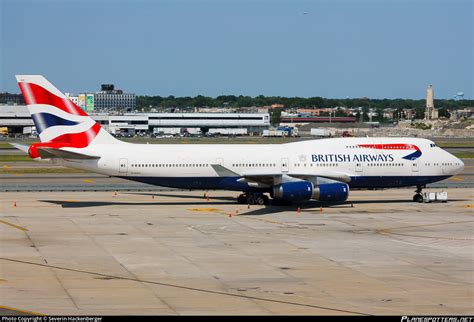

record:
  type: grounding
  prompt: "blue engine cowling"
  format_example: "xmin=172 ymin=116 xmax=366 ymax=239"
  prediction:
xmin=314 ymin=183 xmax=349 ymax=203
xmin=273 ymin=181 xmax=314 ymax=202
xmin=273 ymin=181 xmax=349 ymax=203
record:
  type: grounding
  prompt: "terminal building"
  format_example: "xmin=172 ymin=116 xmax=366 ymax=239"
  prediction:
xmin=93 ymin=84 xmax=136 ymax=112
xmin=0 ymin=93 xmax=25 ymax=105
xmin=0 ymin=105 xmax=33 ymax=134
xmin=65 ymin=84 xmax=136 ymax=113
xmin=0 ymin=104 xmax=270 ymax=136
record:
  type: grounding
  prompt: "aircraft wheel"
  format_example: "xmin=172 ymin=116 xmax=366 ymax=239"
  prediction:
xmin=413 ymin=194 xmax=423 ymax=203
xmin=255 ymin=196 xmax=265 ymax=205
xmin=237 ymin=194 xmax=247 ymax=204
xmin=247 ymin=195 xmax=256 ymax=205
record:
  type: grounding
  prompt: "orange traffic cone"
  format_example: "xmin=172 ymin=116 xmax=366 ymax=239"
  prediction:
xmin=13 ymin=201 xmax=17 ymax=207
xmin=228 ymin=212 xmax=232 ymax=218
xmin=320 ymin=207 xmax=323 ymax=213
xmin=297 ymin=207 xmax=301 ymax=214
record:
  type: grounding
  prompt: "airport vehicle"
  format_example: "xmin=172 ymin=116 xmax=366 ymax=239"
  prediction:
xmin=0 ymin=127 xmax=8 ymax=136
xmin=13 ymin=75 xmax=464 ymax=205
xmin=310 ymin=128 xmax=332 ymax=137
xmin=262 ymin=129 xmax=287 ymax=137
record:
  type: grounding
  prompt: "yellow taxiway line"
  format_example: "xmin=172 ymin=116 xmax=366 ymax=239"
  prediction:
xmin=0 ymin=219 xmax=28 ymax=232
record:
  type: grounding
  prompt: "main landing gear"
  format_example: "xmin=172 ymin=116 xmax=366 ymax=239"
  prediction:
xmin=237 ymin=193 xmax=269 ymax=205
xmin=413 ymin=185 xmax=424 ymax=203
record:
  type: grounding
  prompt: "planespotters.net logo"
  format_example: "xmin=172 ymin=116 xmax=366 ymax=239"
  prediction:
xmin=402 ymin=317 xmax=473 ymax=322
xmin=1 ymin=317 xmax=102 ymax=322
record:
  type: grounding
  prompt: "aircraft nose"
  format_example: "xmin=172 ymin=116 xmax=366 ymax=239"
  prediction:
xmin=458 ymin=158 xmax=465 ymax=173
xmin=453 ymin=155 xmax=464 ymax=174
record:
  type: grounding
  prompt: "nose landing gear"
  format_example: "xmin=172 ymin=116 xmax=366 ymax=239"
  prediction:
xmin=237 ymin=193 xmax=269 ymax=205
xmin=413 ymin=185 xmax=424 ymax=202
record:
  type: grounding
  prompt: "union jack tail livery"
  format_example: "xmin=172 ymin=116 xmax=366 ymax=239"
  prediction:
xmin=16 ymin=75 xmax=121 ymax=159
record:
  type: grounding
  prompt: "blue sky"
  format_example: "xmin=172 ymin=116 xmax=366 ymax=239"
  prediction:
xmin=1 ymin=0 xmax=472 ymax=98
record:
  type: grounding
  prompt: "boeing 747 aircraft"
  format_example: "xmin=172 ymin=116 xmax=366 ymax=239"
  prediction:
xmin=13 ymin=75 xmax=464 ymax=205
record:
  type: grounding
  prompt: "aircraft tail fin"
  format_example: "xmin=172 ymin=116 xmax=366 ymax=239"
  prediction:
xmin=15 ymin=75 xmax=121 ymax=147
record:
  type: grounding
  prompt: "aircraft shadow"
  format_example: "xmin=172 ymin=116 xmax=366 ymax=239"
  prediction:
xmin=122 ymin=192 xmax=236 ymax=202
xmin=239 ymin=198 xmax=470 ymax=216
xmin=349 ymin=198 xmax=468 ymax=204
xmin=39 ymin=198 xmax=469 ymax=214
xmin=39 ymin=200 xmax=235 ymax=208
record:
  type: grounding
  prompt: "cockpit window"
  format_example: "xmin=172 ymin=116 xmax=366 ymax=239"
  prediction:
xmin=429 ymin=143 xmax=437 ymax=147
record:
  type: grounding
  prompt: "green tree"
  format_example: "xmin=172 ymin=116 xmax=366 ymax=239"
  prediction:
xmin=438 ymin=108 xmax=451 ymax=118
xmin=193 ymin=95 xmax=212 ymax=107
xmin=237 ymin=96 xmax=254 ymax=107
xmin=413 ymin=107 xmax=425 ymax=119
xmin=270 ymin=108 xmax=282 ymax=126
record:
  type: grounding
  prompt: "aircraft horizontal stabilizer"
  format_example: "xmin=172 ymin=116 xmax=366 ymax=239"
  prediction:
xmin=37 ymin=147 xmax=100 ymax=160
xmin=10 ymin=143 xmax=29 ymax=154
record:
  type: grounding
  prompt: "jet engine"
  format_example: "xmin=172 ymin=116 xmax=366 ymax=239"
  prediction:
xmin=273 ymin=181 xmax=349 ymax=203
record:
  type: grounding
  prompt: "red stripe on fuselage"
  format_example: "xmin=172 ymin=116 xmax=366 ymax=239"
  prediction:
xmin=358 ymin=143 xmax=420 ymax=151
xmin=18 ymin=82 xmax=88 ymax=116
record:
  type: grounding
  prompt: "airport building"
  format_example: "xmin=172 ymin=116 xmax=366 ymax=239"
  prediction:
xmin=93 ymin=84 xmax=136 ymax=112
xmin=0 ymin=104 xmax=270 ymax=136
xmin=0 ymin=92 xmax=25 ymax=105
xmin=425 ymin=85 xmax=439 ymax=120
xmin=64 ymin=84 xmax=136 ymax=113
xmin=0 ymin=105 xmax=33 ymax=134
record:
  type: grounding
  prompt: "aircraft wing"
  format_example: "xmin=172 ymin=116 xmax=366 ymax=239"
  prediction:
xmin=282 ymin=171 xmax=351 ymax=183
xmin=211 ymin=164 xmax=352 ymax=186
xmin=240 ymin=171 xmax=351 ymax=185
xmin=10 ymin=143 xmax=29 ymax=154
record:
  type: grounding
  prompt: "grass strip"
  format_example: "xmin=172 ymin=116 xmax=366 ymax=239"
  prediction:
xmin=1 ymin=168 xmax=86 ymax=174
xmin=0 ymin=155 xmax=33 ymax=162
xmin=453 ymin=152 xmax=474 ymax=159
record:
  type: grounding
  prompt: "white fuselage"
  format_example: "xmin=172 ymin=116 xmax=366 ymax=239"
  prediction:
xmin=57 ymin=137 xmax=464 ymax=192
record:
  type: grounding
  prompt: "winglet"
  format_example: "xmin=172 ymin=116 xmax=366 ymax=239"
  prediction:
xmin=211 ymin=164 xmax=240 ymax=177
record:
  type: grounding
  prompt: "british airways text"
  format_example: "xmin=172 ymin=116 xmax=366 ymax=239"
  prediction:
xmin=312 ymin=154 xmax=395 ymax=163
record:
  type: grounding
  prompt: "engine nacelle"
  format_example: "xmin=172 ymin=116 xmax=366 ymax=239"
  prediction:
xmin=313 ymin=183 xmax=349 ymax=203
xmin=273 ymin=181 xmax=314 ymax=202
xmin=273 ymin=181 xmax=349 ymax=203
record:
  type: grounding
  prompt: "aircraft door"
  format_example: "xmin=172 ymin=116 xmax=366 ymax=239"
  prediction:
xmin=216 ymin=158 xmax=224 ymax=166
xmin=281 ymin=158 xmax=289 ymax=173
xmin=355 ymin=162 xmax=363 ymax=173
xmin=411 ymin=159 xmax=419 ymax=173
xmin=119 ymin=158 xmax=128 ymax=174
